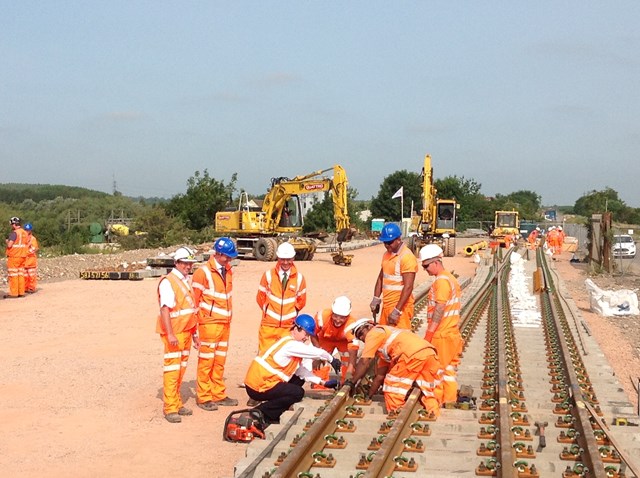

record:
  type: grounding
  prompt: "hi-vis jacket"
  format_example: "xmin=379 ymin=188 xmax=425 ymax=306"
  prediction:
xmin=361 ymin=325 xmax=437 ymax=366
xmin=244 ymin=336 xmax=332 ymax=392
xmin=315 ymin=309 xmax=359 ymax=353
xmin=426 ymin=270 xmax=461 ymax=337
xmin=25 ymin=234 xmax=39 ymax=268
xmin=256 ymin=265 xmax=306 ymax=329
xmin=381 ymin=243 xmax=418 ymax=305
xmin=6 ymin=227 xmax=28 ymax=258
xmin=155 ymin=270 xmax=197 ymax=335
xmin=192 ymin=259 xmax=232 ymax=325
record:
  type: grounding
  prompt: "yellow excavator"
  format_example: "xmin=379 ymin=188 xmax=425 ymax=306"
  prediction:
xmin=409 ymin=154 xmax=459 ymax=257
xmin=215 ymin=165 xmax=354 ymax=264
xmin=490 ymin=210 xmax=520 ymax=247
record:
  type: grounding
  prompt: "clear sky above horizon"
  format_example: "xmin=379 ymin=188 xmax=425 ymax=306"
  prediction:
xmin=2 ymin=2 xmax=639 ymax=207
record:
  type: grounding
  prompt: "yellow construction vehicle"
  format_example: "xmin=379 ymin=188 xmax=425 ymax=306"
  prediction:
xmin=409 ymin=154 xmax=459 ymax=257
xmin=491 ymin=210 xmax=520 ymax=247
xmin=215 ymin=165 xmax=353 ymax=264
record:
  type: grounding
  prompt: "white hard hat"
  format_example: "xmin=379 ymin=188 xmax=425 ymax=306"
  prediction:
xmin=557 ymin=226 xmax=563 ymax=230
xmin=276 ymin=242 xmax=296 ymax=259
xmin=347 ymin=318 xmax=374 ymax=337
xmin=331 ymin=296 xmax=352 ymax=316
xmin=174 ymin=247 xmax=197 ymax=263
xmin=419 ymin=244 xmax=444 ymax=262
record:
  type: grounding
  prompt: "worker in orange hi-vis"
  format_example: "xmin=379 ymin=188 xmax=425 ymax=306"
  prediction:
xmin=420 ymin=244 xmax=463 ymax=405
xmin=310 ymin=296 xmax=359 ymax=388
xmin=347 ymin=319 xmax=443 ymax=416
xmin=527 ymin=228 xmax=540 ymax=250
xmin=23 ymin=223 xmax=39 ymax=293
xmin=256 ymin=242 xmax=307 ymax=354
xmin=156 ymin=247 xmax=200 ymax=424
xmin=370 ymin=223 xmax=417 ymax=330
xmin=192 ymin=237 xmax=239 ymax=412
xmin=557 ymin=226 xmax=566 ymax=255
xmin=4 ymin=216 xmax=28 ymax=299
xmin=546 ymin=226 xmax=560 ymax=260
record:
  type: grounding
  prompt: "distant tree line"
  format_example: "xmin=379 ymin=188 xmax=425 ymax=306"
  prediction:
xmin=2 ymin=172 xmax=638 ymax=256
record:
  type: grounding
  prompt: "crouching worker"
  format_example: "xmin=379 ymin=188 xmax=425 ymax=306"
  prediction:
xmin=244 ymin=314 xmax=341 ymax=425
xmin=347 ymin=319 xmax=443 ymax=417
xmin=311 ymin=295 xmax=359 ymax=388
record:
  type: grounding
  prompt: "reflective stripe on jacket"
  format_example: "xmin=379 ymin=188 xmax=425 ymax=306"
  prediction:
xmin=256 ymin=265 xmax=306 ymax=329
xmin=244 ymin=336 xmax=300 ymax=392
xmin=6 ymin=227 xmax=28 ymax=258
xmin=156 ymin=271 xmax=197 ymax=334
xmin=381 ymin=242 xmax=417 ymax=305
xmin=192 ymin=260 xmax=232 ymax=324
xmin=427 ymin=270 xmax=461 ymax=337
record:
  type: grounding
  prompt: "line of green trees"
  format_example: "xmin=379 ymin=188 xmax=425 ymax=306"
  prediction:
xmin=2 ymin=171 xmax=638 ymax=256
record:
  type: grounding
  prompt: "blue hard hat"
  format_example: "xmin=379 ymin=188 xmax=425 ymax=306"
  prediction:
xmin=294 ymin=314 xmax=317 ymax=336
xmin=24 ymin=223 xmax=33 ymax=231
xmin=379 ymin=223 xmax=402 ymax=242
xmin=214 ymin=237 xmax=238 ymax=258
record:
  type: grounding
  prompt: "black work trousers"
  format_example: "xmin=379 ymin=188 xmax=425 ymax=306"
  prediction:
xmin=246 ymin=375 xmax=305 ymax=424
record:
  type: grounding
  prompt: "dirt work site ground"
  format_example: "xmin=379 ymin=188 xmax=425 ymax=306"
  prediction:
xmin=1 ymin=241 xmax=639 ymax=477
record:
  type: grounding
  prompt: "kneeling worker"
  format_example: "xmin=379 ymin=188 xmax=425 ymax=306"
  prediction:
xmin=244 ymin=314 xmax=341 ymax=425
xmin=311 ymin=295 xmax=359 ymax=387
xmin=348 ymin=319 xmax=443 ymax=416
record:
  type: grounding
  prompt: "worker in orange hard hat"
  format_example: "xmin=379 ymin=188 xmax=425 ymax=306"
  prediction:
xmin=23 ymin=223 xmax=39 ymax=293
xmin=420 ymin=244 xmax=463 ymax=406
xmin=4 ymin=217 xmax=28 ymax=298
xmin=256 ymin=242 xmax=307 ymax=354
xmin=156 ymin=247 xmax=200 ymax=423
xmin=347 ymin=318 xmax=443 ymax=416
xmin=310 ymin=295 xmax=359 ymax=388
xmin=192 ymin=238 xmax=239 ymax=412
xmin=370 ymin=223 xmax=418 ymax=329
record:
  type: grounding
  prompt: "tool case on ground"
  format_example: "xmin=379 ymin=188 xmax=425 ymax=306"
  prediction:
xmin=223 ymin=408 xmax=267 ymax=443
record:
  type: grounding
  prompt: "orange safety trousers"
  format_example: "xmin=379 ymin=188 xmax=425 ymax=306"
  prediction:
xmin=24 ymin=263 xmax=37 ymax=292
xmin=431 ymin=331 xmax=463 ymax=403
xmin=258 ymin=325 xmax=291 ymax=355
xmin=196 ymin=322 xmax=230 ymax=403
xmin=382 ymin=349 xmax=443 ymax=417
xmin=311 ymin=342 xmax=352 ymax=389
xmin=7 ymin=256 xmax=26 ymax=297
xmin=161 ymin=331 xmax=192 ymax=415
xmin=379 ymin=301 xmax=414 ymax=330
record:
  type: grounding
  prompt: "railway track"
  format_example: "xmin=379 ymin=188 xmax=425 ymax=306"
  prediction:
xmin=233 ymin=247 xmax=640 ymax=478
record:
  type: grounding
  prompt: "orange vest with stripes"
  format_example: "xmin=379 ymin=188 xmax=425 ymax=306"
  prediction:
xmin=155 ymin=272 xmax=197 ymax=335
xmin=256 ymin=265 xmax=306 ymax=329
xmin=362 ymin=325 xmax=436 ymax=363
xmin=192 ymin=260 xmax=233 ymax=325
xmin=381 ymin=243 xmax=417 ymax=306
xmin=427 ymin=270 xmax=461 ymax=336
xmin=315 ymin=309 xmax=358 ymax=352
xmin=244 ymin=336 xmax=300 ymax=392
xmin=6 ymin=227 xmax=28 ymax=258
xmin=25 ymin=235 xmax=39 ymax=268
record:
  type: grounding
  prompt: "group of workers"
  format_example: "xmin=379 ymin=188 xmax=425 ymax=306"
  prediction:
xmin=156 ymin=221 xmax=462 ymax=427
xmin=527 ymin=225 xmax=565 ymax=259
xmin=4 ymin=216 xmax=39 ymax=299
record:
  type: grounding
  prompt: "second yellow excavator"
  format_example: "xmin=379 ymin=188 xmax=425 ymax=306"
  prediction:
xmin=215 ymin=165 xmax=354 ymax=264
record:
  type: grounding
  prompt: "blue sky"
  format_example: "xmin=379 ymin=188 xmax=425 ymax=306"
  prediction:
xmin=2 ymin=2 xmax=639 ymax=207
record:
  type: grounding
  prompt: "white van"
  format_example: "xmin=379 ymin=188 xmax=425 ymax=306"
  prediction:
xmin=612 ymin=234 xmax=636 ymax=258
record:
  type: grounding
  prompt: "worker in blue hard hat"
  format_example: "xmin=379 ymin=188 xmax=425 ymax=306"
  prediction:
xmin=370 ymin=223 xmax=418 ymax=329
xmin=192 ymin=237 xmax=239 ymax=411
xmin=23 ymin=223 xmax=39 ymax=293
xmin=243 ymin=313 xmax=341 ymax=425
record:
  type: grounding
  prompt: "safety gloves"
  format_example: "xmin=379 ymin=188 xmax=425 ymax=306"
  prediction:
xmin=369 ymin=296 xmax=381 ymax=314
xmin=324 ymin=379 xmax=339 ymax=389
xmin=330 ymin=357 xmax=342 ymax=375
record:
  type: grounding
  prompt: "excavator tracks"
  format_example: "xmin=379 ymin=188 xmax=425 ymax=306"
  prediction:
xmin=233 ymin=247 xmax=640 ymax=478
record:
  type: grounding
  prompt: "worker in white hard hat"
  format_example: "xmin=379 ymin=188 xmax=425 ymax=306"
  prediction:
xmin=419 ymin=244 xmax=463 ymax=405
xmin=347 ymin=318 xmax=443 ymax=416
xmin=155 ymin=246 xmax=200 ymax=423
xmin=309 ymin=296 xmax=359 ymax=387
xmin=256 ymin=241 xmax=307 ymax=355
